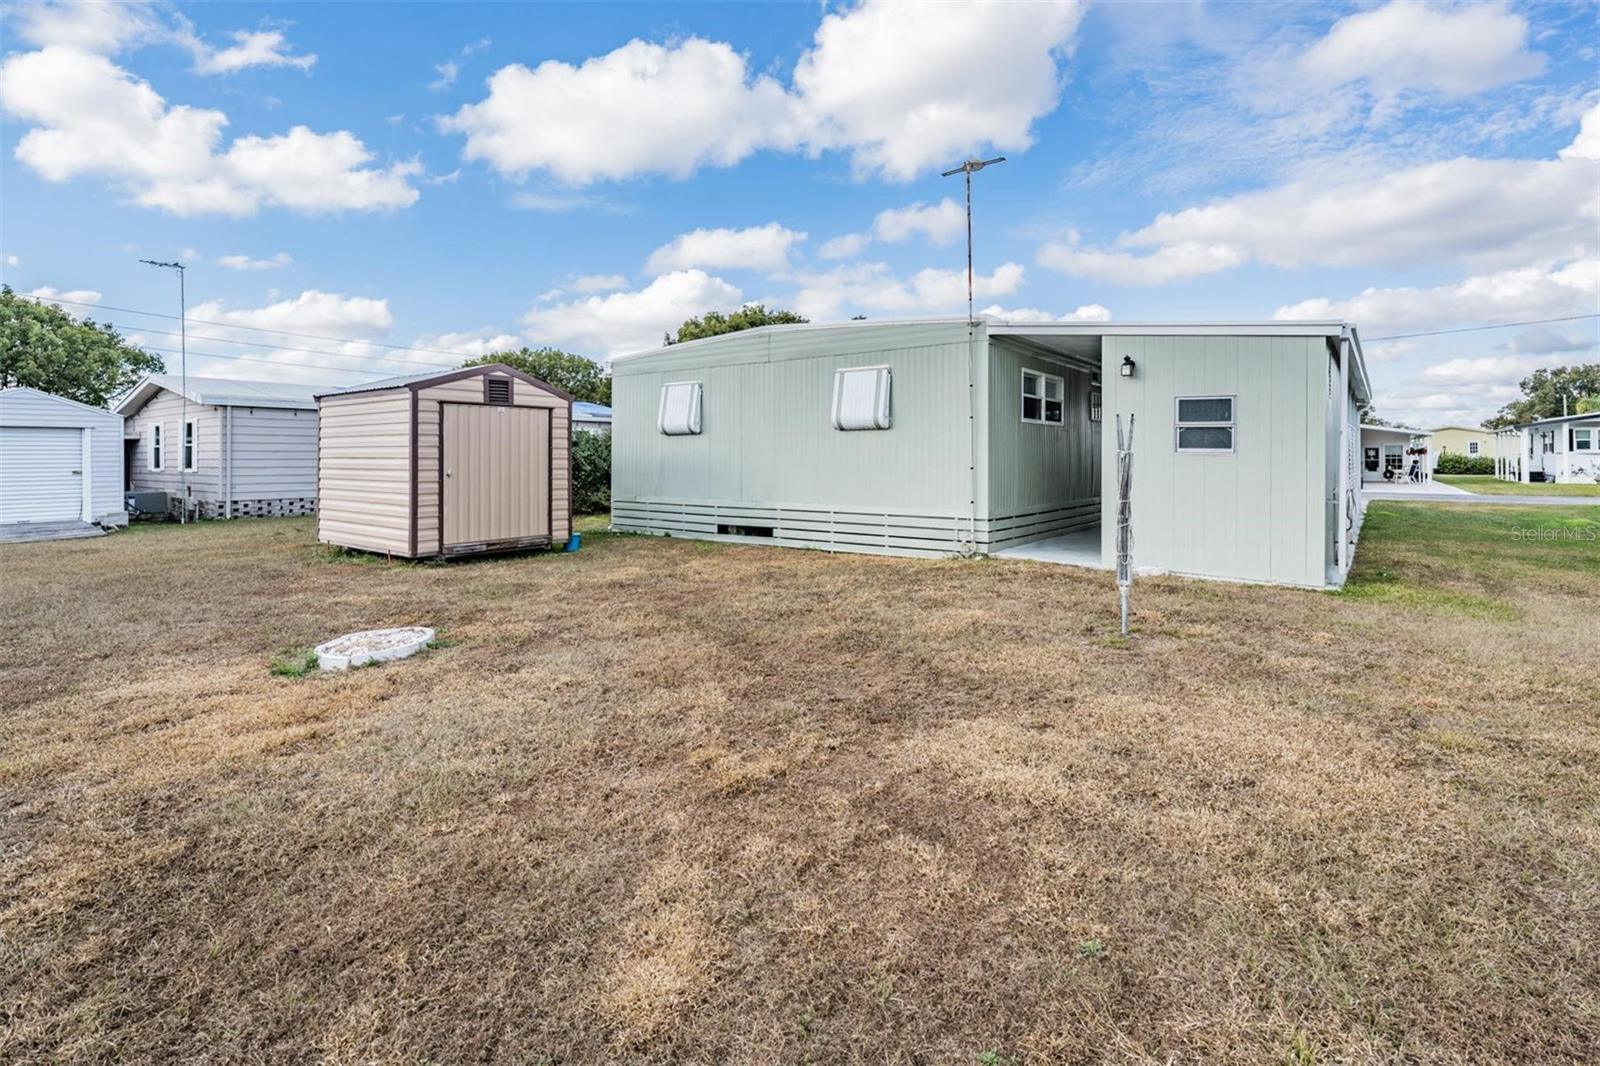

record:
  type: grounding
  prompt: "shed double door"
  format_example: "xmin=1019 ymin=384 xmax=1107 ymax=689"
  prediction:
xmin=441 ymin=404 xmax=550 ymax=548
xmin=0 ymin=426 xmax=84 ymax=524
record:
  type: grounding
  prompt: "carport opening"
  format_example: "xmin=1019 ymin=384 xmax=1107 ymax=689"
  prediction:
xmin=988 ymin=329 xmax=1107 ymax=569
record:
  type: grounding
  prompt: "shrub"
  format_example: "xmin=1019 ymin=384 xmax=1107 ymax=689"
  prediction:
xmin=1435 ymin=453 xmax=1495 ymax=475
xmin=572 ymin=430 xmax=611 ymax=515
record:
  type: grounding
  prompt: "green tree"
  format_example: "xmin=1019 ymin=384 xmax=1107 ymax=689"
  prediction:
xmin=571 ymin=429 xmax=611 ymax=515
xmin=1577 ymin=394 xmax=1600 ymax=415
xmin=667 ymin=304 xmax=807 ymax=345
xmin=1485 ymin=364 xmax=1600 ymax=427
xmin=0 ymin=285 xmax=164 ymax=407
xmin=464 ymin=346 xmax=610 ymax=404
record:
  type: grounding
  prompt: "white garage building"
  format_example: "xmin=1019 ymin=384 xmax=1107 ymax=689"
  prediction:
xmin=0 ymin=387 xmax=127 ymax=537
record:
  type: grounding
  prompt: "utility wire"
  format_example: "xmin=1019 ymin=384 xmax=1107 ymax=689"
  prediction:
xmin=27 ymin=293 xmax=494 ymax=363
xmin=107 ymin=321 xmax=459 ymax=372
xmin=1368 ymin=313 xmax=1600 ymax=342
xmin=135 ymin=342 xmax=375 ymax=377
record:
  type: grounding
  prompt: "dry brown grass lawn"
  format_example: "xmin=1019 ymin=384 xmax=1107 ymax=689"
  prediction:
xmin=2 ymin=504 xmax=1597 ymax=1064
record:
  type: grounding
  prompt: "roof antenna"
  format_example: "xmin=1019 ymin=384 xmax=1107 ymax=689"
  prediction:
xmin=941 ymin=157 xmax=1005 ymax=323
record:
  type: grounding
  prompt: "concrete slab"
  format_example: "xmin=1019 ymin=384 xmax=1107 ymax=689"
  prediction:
xmin=993 ymin=528 xmax=1107 ymax=569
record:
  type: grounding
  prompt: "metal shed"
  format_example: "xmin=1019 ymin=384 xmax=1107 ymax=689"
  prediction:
xmin=314 ymin=364 xmax=572 ymax=558
xmin=0 ymin=387 xmax=127 ymax=536
xmin=610 ymin=317 xmax=1373 ymax=590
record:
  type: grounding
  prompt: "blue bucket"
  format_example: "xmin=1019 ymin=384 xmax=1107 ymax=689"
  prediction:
xmin=565 ymin=533 xmax=582 ymax=553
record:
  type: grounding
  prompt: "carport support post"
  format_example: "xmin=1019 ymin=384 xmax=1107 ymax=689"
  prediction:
xmin=1115 ymin=414 xmax=1134 ymax=636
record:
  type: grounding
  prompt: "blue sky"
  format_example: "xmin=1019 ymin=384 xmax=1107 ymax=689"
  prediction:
xmin=2 ymin=0 xmax=1596 ymax=426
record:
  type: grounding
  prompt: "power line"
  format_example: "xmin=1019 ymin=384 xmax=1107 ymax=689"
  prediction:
xmin=28 ymin=293 xmax=498 ymax=362
xmin=106 ymin=321 xmax=458 ymax=373
xmin=1367 ymin=313 xmax=1600 ymax=342
xmin=136 ymin=342 xmax=375 ymax=377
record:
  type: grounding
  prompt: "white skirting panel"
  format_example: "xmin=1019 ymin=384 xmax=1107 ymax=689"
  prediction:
xmin=611 ymin=497 xmax=1102 ymax=558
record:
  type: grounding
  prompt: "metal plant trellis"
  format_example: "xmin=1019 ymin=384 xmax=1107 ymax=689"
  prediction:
xmin=1115 ymin=413 xmax=1135 ymax=635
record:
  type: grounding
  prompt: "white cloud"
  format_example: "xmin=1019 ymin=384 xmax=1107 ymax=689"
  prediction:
xmin=644 ymin=223 xmax=807 ymax=275
xmin=872 ymin=198 xmax=964 ymax=245
xmin=1562 ymin=103 xmax=1600 ymax=161
xmin=25 ymin=286 xmax=101 ymax=305
xmin=445 ymin=0 xmax=1085 ymax=184
xmin=1274 ymin=258 xmax=1599 ymax=337
xmin=1041 ymin=106 xmax=1600 ymax=284
xmin=217 ymin=252 xmax=291 ymax=271
xmin=1037 ymin=239 xmax=1247 ymax=286
xmin=792 ymin=0 xmax=1085 ymax=180
xmin=789 ymin=261 xmax=1024 ymax=320
xmin=1298 ymin=1 xmax=1542 ymax=101
xmin=429 ymin=61 xmax=458 ymax=91
xmin=4 ymin=254 xmax=18 ymax=268
xmin=1501 ymin=327 xmax=1593 ymax=355
xmin=522 ymin=270 xmax=742 ymax=357
xmin=192 ymin=290 xmax=393 ymax=336
xmin=980 ymin=303 xmax=1113 ymax=324
xmin=411 ymin=329 xmax=522 ymax=360
xmin=10 ymin=2 xmax=316 ymax=75
xmin=0 ymin=47 xmax=420 ymax=216
xmin=819 ymin=232 xmax=870 ymax=260
xmin=191 ymin=29 xmax=315 ymax=75
xmin=570 ymin=273 xmax=628 ymax=294
xmin=443 ymin=38 xmax=798 ymax=184
xmin=1421 ymin=354 xmax=1566 ymax=386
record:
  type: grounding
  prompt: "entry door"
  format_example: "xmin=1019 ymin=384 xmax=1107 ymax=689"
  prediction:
xmin=0 ymin=427 xmax=83 ymax=524
xmin=442 ymin=404 xmax=550 ymax=548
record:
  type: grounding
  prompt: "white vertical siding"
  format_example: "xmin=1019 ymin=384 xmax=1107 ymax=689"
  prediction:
xmin=1100 ymin=335 xmax=1329 ymax=589
xmin=0 ymin=387 xmax=126 ymax=525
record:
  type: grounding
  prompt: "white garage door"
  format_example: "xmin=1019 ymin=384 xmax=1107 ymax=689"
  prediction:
xmin=0 ymin=426 xmax=84 ymax=524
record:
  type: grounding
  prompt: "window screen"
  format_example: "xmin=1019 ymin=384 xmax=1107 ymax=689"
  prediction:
xmin=832 ymin=366 xmax=892 ymax=430
xmin=182 ymin=419 xmax=196 ymax=471
xmin=1175 ymin=395 xmax=1235 ymax=453
xmin=149 ymin=423 xmax=163 ymax=471
xmin=1089 ymin=386 xmax=1102 ymax=424
xmin=659 ymin=381 xmax=703 ymax=435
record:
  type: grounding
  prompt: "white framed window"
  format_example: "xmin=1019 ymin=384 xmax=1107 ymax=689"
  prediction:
xmin=182 ymin=419 xmax=197 ymax=471
xmin=1575 ymin=428 xmax=1594 ymax=451
xmin=831 ymin=366 xmax=892 ymax=431
xmin=1467 ymin=440 xmax=1479 ymax=455
xmin=1174 ymin=395 xmax=1235 ymax=453
xmin=658 ymin=381 xmax=703 ymax=435
xmin=1542 ymin=431 xmax=1554 ymax=453
xmin=1089 ymin=385 xmax=1102 ymax=424
xmin=1021 ymin=369 xmax=1064 ymax=425
xmin=148 ymin=422 xmax=164 ymax=471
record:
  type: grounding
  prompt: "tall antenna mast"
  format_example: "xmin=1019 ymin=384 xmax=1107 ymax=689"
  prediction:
xmin=140 ymin=258 xmax=188 ymax=523
xmin=941 ymin=156 xmax=1006 ymax=322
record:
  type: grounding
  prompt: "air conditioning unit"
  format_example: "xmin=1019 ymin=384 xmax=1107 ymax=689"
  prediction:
xmin=125 ymin=491 xmax=170 ymax=517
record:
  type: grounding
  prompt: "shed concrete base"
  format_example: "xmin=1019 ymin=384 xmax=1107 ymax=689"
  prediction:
xmin=0 ymin=521 xmax=107 ymax=544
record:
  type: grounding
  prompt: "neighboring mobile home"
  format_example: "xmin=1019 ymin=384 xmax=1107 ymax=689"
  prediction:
xmin=1495 ymin=412 xmax=1600 ymax=484
xmin=314 ymin=364 xmax=572 ymax=558
xmin=611 ymin=317 xmax=1373 ymax=590
xmin=1429 ymin=425 xmax=1492 ymax=469
xmin=116 ymin=375 xmax=319 ymax=518
xmin=1359 ymin=424 xmax=1432 ymax=483
xmin=0 ymin=387 xmax=127 ymax=532
xmin=573 ymin=401 xmax=613 ymax=435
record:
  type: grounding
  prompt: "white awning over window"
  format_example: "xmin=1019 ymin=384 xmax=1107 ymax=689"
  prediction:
xmin=658 ymin=381 xmax=703 ymax=435
xmin=831 ymin=366 xmax=892 ymax=431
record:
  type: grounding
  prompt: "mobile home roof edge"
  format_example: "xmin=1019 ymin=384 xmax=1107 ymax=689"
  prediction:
xmin=609 ymin=315 xmax=1364 ymax=365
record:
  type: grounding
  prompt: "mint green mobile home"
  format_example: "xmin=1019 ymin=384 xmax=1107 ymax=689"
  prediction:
xmin=610 ymin=318 xmax=1371 ymax=589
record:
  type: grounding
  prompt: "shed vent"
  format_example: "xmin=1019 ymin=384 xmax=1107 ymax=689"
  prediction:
xmin=486 ymin=378 xmax=513 ymax=405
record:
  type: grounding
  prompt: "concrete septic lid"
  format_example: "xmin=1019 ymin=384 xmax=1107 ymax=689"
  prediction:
xmin=315 ymin=627 xmax=435 ymax=671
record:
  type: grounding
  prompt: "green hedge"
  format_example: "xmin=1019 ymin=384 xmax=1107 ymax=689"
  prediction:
xmin=572 ymin=429 xmax=611 ymax=515
xmin=1434 ymin=453 xmax=1495 ymax=475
